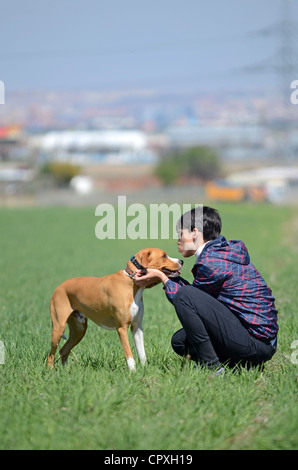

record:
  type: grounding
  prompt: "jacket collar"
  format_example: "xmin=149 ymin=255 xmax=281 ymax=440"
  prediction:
xmin=195 ymin=241 xmax=211 ymax=260
xmin=195 ymin=235 xmax=227 ymax=260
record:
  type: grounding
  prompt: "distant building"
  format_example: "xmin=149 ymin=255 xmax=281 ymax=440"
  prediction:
xmin=226 ymin=167 xmax=298 ymax=203
xmin=30 ymin=129 xmax=157 ymax=165
xmin=0 ymin=125 xmax=25 ymax=161
xmin=166 ymin=124 xmax=264 ymax=148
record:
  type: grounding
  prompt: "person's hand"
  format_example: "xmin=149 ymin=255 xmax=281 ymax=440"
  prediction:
xmin=134 ymin=268 xmax=169 ymax=288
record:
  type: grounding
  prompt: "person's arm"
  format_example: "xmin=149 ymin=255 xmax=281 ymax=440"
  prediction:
xmin=134 ymin=269 xmax=190 ymax=304
xmin=163 ymin=261 xmax=227 ymax=304
xmin=162 ymin=277 xmax=190 ymax=304
xmin=192 ymin=261 xmax=227 ymax=297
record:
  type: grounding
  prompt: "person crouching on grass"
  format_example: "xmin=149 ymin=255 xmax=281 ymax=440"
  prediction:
xmin=134 ymin=206 xmax=278 ymax=371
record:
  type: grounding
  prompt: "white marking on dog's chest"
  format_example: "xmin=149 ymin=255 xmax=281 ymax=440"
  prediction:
xmin=130 ymin=288 xmax=144 ymax=321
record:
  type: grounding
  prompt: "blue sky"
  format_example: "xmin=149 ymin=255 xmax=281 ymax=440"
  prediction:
xmin=1 ymin=0 xmax=298 ymax=93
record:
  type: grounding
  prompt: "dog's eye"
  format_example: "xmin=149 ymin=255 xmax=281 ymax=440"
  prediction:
xmin=163 ymin=253 xmax=167 ymax=258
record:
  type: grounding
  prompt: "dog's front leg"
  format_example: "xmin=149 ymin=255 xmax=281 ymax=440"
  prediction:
xmin=117 ymin=325 xmax=136 ymax=372
xmin=132 ymin=324 xmax=146 ymax=366
xmin=132 ymin=325 xmax=146 ymax=365
xmin=131 ymin=291 xmax=146 ymax=366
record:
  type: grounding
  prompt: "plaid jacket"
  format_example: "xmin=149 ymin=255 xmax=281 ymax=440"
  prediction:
xmin=164 ymin=235 xmax=278 ymax=344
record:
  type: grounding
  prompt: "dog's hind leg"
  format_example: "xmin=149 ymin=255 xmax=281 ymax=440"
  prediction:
xmin=59 ymin=312 xmax=88 ymax=365
xmin=47 ymin=290 xmax=73 ymax=368
xmin=47 ymin=322 xmax=67 ymax=369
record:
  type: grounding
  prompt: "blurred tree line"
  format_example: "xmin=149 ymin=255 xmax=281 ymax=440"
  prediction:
xmin=154 ymin=146 xmax=221 ymax=186
xmin=41 ymin=162 xmax=80 ymax=186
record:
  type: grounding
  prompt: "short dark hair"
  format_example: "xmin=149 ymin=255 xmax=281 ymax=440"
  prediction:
xmin=177 ymin=206 xmax=222 ymax=242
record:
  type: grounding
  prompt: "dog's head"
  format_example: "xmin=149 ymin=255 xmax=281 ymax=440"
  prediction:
xmin=130 ymin=248 xmax=183 ymax=279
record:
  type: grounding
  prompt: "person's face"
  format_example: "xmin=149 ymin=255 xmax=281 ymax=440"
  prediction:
xmin=177 ymin=228 xmax=204 ymax=257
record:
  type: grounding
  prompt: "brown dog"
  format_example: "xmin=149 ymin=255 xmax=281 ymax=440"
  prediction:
xmin=47 ymin=248 xmax=183 ymax=371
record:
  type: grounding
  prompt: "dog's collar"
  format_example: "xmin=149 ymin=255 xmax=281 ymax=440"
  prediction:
xmin=129 ymin=254 xmax=145 ymax=270
xmin=123 ymin=268 xmax=135 ymax=279
xmin=123 ymin=254 xmax=145 ymax=280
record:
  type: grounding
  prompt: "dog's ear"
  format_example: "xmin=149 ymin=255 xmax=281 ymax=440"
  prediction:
xmin=139 ymin=249 xmax=152 ymax=268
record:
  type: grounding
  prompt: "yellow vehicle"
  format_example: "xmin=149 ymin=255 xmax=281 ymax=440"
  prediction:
xmin=206 ymin=180 xmax=266 ymax=202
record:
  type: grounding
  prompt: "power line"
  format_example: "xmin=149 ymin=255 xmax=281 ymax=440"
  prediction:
xmin=235 ymin=0 xmax=298 ymax=104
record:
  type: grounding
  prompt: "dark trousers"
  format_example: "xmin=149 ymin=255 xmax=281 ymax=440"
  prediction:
xmin=171 ymin=285 xmax=276 ymax=368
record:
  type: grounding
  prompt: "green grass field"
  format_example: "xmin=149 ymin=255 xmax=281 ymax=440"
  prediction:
xmin=0 ymin=203 xmax=297 ymax=450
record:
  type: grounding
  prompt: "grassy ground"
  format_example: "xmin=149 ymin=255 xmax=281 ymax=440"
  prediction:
xmin=0 ymin=203 xmax=297 ymax=450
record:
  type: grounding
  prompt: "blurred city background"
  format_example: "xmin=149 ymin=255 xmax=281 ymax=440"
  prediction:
xmin=0 ymin=0 xmax=298 ymax=206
